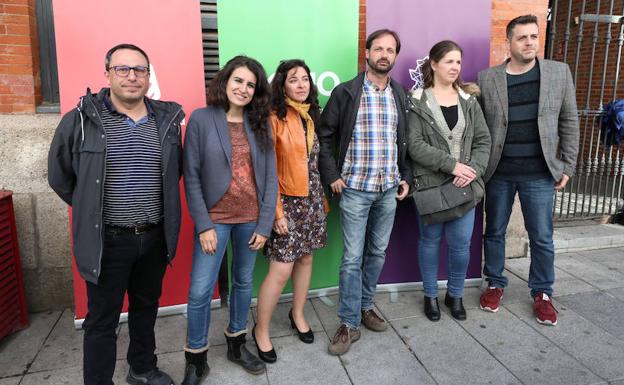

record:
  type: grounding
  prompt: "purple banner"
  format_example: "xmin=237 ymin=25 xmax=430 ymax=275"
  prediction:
xmin=367 ymin=0 xmax=492 ymax=284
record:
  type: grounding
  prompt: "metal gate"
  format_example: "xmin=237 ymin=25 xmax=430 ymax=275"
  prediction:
xmin=547 ymin=0 xmax=624 ymax=220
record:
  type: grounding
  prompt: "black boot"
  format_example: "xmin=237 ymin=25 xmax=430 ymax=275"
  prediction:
xmin=444 ymin=293 xmax=467 ymax=320
xmin=424 ymin=296 xmax=441 ymax=321
xmin=225 ymin=331 xmax=266 ymax=375
xmin=181 ymin=351 xmax=209 ymax=385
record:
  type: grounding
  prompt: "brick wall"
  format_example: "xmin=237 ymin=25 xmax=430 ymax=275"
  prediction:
xmin=490 ymin=0 xmax=549 ymax=65
xmin=0 ymin=0 xmax=40 ymax=113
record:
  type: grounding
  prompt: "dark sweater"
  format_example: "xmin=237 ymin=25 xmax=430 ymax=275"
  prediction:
xmin=493 ymin=63 xmax=550 ymax=181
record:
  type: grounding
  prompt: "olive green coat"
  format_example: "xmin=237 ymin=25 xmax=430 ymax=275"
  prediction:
xmin=407 ymin=87 xmax=491 ymax=223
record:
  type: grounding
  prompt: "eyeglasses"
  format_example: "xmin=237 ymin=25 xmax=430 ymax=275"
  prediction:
xmin=108 ymin=65 xmax=149 ymax=78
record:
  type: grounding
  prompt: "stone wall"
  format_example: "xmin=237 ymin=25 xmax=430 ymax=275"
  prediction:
xmin=0 ymin=113 xmax=72 ymax=311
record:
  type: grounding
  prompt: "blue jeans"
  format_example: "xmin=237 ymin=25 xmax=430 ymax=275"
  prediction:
xmin=338 ymin=186 xmax=397 ymax=329
xmin=186 ymin=222 xmax=258 ymax=350
xmin=417 ymin=208 xmax=475 ymax=298
xmin=483 ymin=177 xmax=555 ymax=297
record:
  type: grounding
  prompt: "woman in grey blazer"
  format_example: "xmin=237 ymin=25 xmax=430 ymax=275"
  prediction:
xmin=407 ymin=41 xmax=490 ymax=323
xmin=181 ymin=55 xmax=277 ymax=384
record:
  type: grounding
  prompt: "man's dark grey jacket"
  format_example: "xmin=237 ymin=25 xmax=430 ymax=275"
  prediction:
xmin=47 ymin=88 xmax=185 ymax=284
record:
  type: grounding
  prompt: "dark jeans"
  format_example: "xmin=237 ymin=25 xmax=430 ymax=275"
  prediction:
xmin=483 ymin=177 xmax=556 ymax=297
xmin=82 ymin=224 xmax=167 ymax=385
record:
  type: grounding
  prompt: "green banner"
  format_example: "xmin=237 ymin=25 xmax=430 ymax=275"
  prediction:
xmin=217 ymin=0 xmax=359 ymax=294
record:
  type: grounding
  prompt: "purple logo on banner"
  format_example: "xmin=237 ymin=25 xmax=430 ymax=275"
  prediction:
xmin=366 ymin=0 xmax=491 ymax=285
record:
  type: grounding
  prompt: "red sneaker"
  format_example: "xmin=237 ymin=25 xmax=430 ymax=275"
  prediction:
xmin=534 ymin=292 xmax=558 ymax=326
xmin=480 ymin=287 xmax=504 ymax=312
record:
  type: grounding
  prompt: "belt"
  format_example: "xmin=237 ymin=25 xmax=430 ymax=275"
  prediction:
xmin=104 ymin=222 xmax=162 ymax=235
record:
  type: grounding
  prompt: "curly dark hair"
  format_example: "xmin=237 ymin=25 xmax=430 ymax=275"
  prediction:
xmin=271 ymin=59 xmax=320 ymax=126
xmin=206 ymin=55 xmax=272 ymax=150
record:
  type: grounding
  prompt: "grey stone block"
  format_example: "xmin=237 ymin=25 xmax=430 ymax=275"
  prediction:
xmin=368 ymin=290 xmax=422 ymax=321
xmin=22 ymin=267 xmax=73 ymax=312
xmin=393 ymin=316 xmax=520 ymax=385
xmin=0 ymin=377 xmax=20 ymax=385
xmin=11 ymin=193 xmax=37 ymax=269
xmin=557 ymin=291 xmax=624 ymax=339
xmin=0 ymin=311 xmax=61 ymax=377
xmin=34 ymin=193 xmax=71 ymax=269
xmin=462 ymin=307 xmax=602 ymax=385
xmin=19 ymin=365 xmax=82 ymax=385
xmin=250 ymin=300 xmax=323 ymax=339
xmin=29 ymin=309 xmax=82 ymax=373
xmin=555 ymin=255 xmax=624 ymax=290
xmin=0 ymin=114 xmax=60 ymax=194
xmin=264 ymin=334 xmax=350 ymax=385
xmin=569 ymin=250 xmax=624 ymax=282
xmin=553 ymin=224 xmax=624 ymax=253
xmin=340 ymin=326 xmax=435 ymax=385
xmin=506 ymin=300 xmax=624 ymax=381
xmin=607 ymin=287 xmax=624 ymax=301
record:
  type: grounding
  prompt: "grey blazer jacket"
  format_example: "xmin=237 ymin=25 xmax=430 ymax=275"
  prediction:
xmin=477 ymin=59 xmax=579 ymax=182
xmin=183 ymin=106 xmax=278 ymax=237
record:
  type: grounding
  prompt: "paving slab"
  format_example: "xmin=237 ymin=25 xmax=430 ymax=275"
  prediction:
xmin=263 ymin=334 xmax=350 ymax=385
xmin=462 ymin=307 xmax=602 ymax=385
xmin=0 ymin=377 xmax=20 ymax=385
xmin=607 ymin=287 xmax=624 ymax=301
xmin=0 ymin=310 xmax=61 ymax=377
xmin=569 ymin=251 xmax=624 ymax=284
xmin=553 ymin=224 xmax=624 ymax=253
xmin=507 ymin=300 xmax=624 ymax=381
xmin=393 ymin=315 xmax=520 ymax=385
xmin=557 ymin=291 xmax=624 ymax=339
xmin=20 ymin=365 xmax=82 ymax=385
xmin=250 ymin=299 xmax=323 ymax=339
xmin=341 ymin=327 xmax=435 ymax=385
xmin=29 ymin=309 xmax=82 ymax=372
xmin=554 ymin=255 xmax=624 ymax=290
xmin=609 ymin=379 xmax=624 ymax=385
xmin=310 ymin=295 xmax=342 ymax=337
xmin=372 ymin=290 xmax=422 ymax=321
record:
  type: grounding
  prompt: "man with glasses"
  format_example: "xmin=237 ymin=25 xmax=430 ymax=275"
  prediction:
xmin=48 ymin=44 xmax=184 ymax=385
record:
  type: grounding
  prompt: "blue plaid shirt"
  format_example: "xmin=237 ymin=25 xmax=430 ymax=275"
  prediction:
xmin=341 ymin=75 xmax=399 ymax=192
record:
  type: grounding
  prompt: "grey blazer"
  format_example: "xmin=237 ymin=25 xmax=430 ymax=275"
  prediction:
xmin=183 ymin=106 xmax=278 ymax=237
xmin=477 ymin=59 xmax=579 ymax=182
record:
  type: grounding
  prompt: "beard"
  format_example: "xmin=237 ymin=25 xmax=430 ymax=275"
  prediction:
xmin=511 ymin=49 xmax=536 ymax=64
xmin=367 ymin=57 xmax=395 ymax=74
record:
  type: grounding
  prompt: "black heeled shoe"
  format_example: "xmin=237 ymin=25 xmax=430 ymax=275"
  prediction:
xmin=424 ymin=296 xmax=441 ymax=321
xmin=444 ymin=293 xmax=467 ymax=320
xmin=251 ymin=325 xmax=277 ymax=363
xmin=289 ymin=309 xmax=314 ymax=344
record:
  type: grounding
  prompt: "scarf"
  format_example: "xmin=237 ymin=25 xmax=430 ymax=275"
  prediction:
xmin=286 ymin=97 xmax=314 ymax=156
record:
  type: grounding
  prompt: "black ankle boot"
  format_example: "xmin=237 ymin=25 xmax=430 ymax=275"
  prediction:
xmin=252 ymin=325 xmax=277 ymax=363
xmin=424 ymin=296 xmax=441 ymax=321
xmin=181 ymin=351 xmax=208 ymax=385
xmin=225 ymin=331 xmax=266 ymax=375
xmin=444 ymin=293 xmax=467 ymax=320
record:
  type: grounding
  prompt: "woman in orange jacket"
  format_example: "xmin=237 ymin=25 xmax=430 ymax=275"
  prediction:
xmin=253 ymin=59 xmax=328 ymax=363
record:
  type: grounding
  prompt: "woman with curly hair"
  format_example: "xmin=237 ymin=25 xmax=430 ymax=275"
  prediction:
xmin=253 ymin=59 xmax=328 ymax=363
xmin=181 ymin=55 xmax=277 ymax=384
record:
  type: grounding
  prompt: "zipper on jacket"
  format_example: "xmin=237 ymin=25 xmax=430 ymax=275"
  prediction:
xmin=160 ymin=107 xmax=182 ymax=262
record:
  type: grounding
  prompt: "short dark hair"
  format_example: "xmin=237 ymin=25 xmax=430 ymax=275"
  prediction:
xmin=366 ymin=29 xmax=401 ymax=54
xmin=105 ymin=43 xmax=150 ymax=70
xmin=271 ymin=59 xmax=320 ymax=125
xmin=506 ymin=14 xmax=538 ymax=39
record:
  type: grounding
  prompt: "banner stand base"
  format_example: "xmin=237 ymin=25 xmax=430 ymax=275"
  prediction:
xmin=73 ymin=277 xmax=483 ymax=329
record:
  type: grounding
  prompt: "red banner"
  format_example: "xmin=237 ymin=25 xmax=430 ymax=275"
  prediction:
xmin=52 ymin=0 xmax=208 ymax=321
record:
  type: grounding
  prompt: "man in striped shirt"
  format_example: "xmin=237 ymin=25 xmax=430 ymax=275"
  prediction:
xmin=318 ymin=29 xmax=412 ymax=356
xmin=48 ymin=44 xmax=184 ymax=385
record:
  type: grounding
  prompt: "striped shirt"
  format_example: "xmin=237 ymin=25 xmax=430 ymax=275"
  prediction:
xmin=101 ymin=96 xmax=163 ymax=226
xmin=341 ymin=75 xmax=399 ymax=192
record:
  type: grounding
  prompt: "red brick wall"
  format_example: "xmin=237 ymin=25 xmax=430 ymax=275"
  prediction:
xmin=358 ymin=0 xmax=366 ymax=72
xmin=0 ymin=0 xmax=40 ymax=113
xmin=490 ymin=0 xmax=549 ymax=66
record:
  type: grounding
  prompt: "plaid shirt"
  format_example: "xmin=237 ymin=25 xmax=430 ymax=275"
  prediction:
xmin=341 ymin=75 xmax=399 ymax=192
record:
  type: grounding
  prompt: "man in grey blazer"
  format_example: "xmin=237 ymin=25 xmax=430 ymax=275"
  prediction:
xmin=477 ymin=15 xmax=579 ymax=326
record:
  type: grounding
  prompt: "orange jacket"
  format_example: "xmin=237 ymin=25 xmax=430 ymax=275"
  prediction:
xmin=270 ymin=107 xmax=329 ymax=219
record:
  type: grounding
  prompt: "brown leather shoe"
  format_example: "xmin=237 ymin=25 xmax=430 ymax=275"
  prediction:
xmin=361 ymin=309 xmax=388 ymax=332
xmin=328 ymin=324 xmax=360 ymax=355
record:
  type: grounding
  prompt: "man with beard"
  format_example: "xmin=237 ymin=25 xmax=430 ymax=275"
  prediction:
xmin=477 ymin=15 xmax=579 ymax=326
xmin=318 ymin=29 xmax=411 ymax=355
